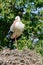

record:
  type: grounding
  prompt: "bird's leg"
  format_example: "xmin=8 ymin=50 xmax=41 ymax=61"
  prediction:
xmin=15 ymin=38 xmax=16 ymax=42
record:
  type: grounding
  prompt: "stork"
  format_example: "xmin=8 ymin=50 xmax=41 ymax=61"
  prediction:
xmin=6 ymin=16 xmax=25 ymax=49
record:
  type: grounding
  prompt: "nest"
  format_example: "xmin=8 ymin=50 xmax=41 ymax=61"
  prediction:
xmin=0 ymin=48 xmax=43 ymax=65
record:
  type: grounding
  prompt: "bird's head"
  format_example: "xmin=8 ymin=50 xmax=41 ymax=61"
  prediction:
xmin=15 ymin=16 xmax=20 ymax=21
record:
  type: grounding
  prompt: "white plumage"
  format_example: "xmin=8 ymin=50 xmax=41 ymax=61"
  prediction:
xmin=10 ymin=16 xmax=25 ymax=39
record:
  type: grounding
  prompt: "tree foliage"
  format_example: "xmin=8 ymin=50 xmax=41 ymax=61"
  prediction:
xmin=0 ymin=0 xmax=43 ymax=55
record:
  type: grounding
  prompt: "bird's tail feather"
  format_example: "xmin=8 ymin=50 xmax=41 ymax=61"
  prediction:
xmin=6 ymin=30 xmax=13 ymax=40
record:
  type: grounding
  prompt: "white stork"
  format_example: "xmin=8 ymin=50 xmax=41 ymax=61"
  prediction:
xmin=10 ymin=16 xmax=25 ymax=40
xmin=6 ymin=16 xmax=25 ymax=49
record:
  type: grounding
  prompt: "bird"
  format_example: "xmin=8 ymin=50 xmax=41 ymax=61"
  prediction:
xmin=6 ymin=16 xmax=25 ymax=49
